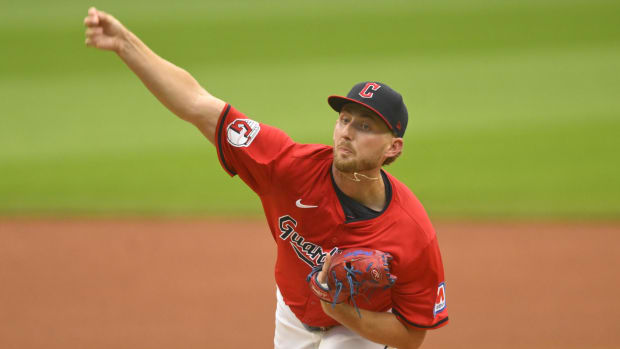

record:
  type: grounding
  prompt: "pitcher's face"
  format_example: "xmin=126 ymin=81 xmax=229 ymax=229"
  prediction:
xmin=332 ymin=103 xmax=394 ymax=173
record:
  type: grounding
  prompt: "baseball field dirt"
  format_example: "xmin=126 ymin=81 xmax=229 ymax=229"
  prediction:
xmin=1 ymin=219 xmax=618 ymax=349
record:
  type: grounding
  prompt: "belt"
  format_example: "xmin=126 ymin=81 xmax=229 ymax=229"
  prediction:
xmin=302 ymin=323 xmax=336 ymax=332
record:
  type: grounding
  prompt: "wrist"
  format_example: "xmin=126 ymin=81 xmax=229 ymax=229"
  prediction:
xmin=320 ymin=299 xmax=334 ymax=315
xmin=115 ymin=29 xmax=134 ymax=56
xmin=320 ymin=299 xmax=345 ymax=318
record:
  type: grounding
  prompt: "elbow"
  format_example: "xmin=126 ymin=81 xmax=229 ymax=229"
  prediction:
xmin=182 ymin=91 xmax=223 ymax=124
xmin=179 ymin=90 xmax=209 ymax=123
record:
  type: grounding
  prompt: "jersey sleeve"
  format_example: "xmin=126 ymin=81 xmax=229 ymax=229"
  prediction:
xmin=215 ymin=104 xmax=294 ymax=194
xmin=391 ymin=237 xmax=449 ymax=330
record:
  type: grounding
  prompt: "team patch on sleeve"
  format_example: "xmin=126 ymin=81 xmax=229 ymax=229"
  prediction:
xmin=227 ymin=118 xmax=261 ymax=147
xmin=434 ymin=282 xmax=447 ymax=317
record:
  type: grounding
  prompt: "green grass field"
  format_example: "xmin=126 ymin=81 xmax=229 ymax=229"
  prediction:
xmin=1 ymin=0 xmax=619 ymax=218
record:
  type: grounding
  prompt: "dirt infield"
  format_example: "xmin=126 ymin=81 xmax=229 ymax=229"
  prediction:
xmin=1 ymin=219 xmax=618 ymax=349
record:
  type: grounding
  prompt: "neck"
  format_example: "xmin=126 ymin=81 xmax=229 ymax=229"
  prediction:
xmin=331 ymin=163 xmax=386 ymax=211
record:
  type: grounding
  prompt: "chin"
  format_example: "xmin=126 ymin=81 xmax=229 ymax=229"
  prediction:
xmin=335 ymin=155 xmax=383 ymax=174
xmin=333 ymin=155 xmax=358 ymax=173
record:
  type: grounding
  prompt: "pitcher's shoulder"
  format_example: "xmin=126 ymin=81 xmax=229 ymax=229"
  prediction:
xmin=384 ymin=171 xmax=424 ymax=207
xmin=385 ymin=172 xmax=437 ymax=242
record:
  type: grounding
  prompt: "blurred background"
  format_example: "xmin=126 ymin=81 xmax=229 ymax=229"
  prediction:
xmin=1 ymin=0 xmax=619 ymax=348
xmin=2 ymin=0 xmax=619 ymax=218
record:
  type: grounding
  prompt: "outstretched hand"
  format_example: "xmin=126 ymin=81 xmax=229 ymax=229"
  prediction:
xmin=84 ymin=7 xmax=127 ymax=52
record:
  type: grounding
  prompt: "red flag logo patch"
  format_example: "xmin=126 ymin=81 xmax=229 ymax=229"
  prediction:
xmin=434 ymin=282 xmax=446 ymax=317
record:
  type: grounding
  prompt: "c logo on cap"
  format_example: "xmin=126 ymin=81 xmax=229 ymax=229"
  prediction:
xmin=359 ymin=82 xmax=381 ymax=98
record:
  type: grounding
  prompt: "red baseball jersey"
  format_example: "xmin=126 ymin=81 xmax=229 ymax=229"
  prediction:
xmin=215 ymin=104 xmax=449 ymax=330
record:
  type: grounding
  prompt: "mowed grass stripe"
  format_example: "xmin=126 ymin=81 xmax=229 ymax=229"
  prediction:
xmin=1 ymin=0 xmax=619 ymax=217
xmin=2 ymin=1 xmax=619 ymax=77
xmin=2 ymin=44 xmax=618 ymax=157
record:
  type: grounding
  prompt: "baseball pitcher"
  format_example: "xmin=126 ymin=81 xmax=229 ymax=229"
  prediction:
xmin=84 ymin=7 xmax=448 ymax=349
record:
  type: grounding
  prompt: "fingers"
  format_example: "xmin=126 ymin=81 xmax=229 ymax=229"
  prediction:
xmin=84 ymin=28 xmax=112 ymax=50
xmin=85 ymin=35 xmax=97 ymax=48
xmin=84 ymin=7 xmax=123 ymax=51
xmin=85 ymin=35 xmax=117 ymax=50
xmin=324 ymin=254 xmax=333 ymax=269
xmin=84 ymin=16 xmax=98 ymax=27
xmin=85 ymin=26 xmax=103 ymax=37
xmin=317 ymin=254 xmax=333 ymax=284
xmin=84 ymin=25 xmax=103 ymax=48
xmin=84 ymin=7 xmax=99 ymax=27
xmin=95 ymin=9 xmax=111 ymax=23
xmin=84 ymin=7 xmax=113 ymax=27
xmin=317 ymin=269 xmax=327 ymax=285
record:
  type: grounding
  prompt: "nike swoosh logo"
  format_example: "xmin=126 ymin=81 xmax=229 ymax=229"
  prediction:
xmin=296 ymin=199 xmax=318 ymax=208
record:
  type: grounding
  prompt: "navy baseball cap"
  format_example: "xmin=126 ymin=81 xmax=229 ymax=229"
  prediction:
xmin=328 ymin=81 xmax=408 ymax=138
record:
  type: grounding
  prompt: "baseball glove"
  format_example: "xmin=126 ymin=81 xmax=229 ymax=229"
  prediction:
xmin=307 ymin=248 xmax=397 ymax=317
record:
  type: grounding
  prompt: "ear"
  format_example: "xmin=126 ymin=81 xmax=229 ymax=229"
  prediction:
xmin=385 ymin=137 xmax=403 ymax=158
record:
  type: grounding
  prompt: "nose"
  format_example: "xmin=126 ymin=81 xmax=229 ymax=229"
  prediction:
xmin=340 ymin=121 xmax=354 ymax=140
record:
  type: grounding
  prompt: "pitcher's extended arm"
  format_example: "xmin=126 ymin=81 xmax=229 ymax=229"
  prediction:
xmin=84 ymin=7 xmax=225 ymax=143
